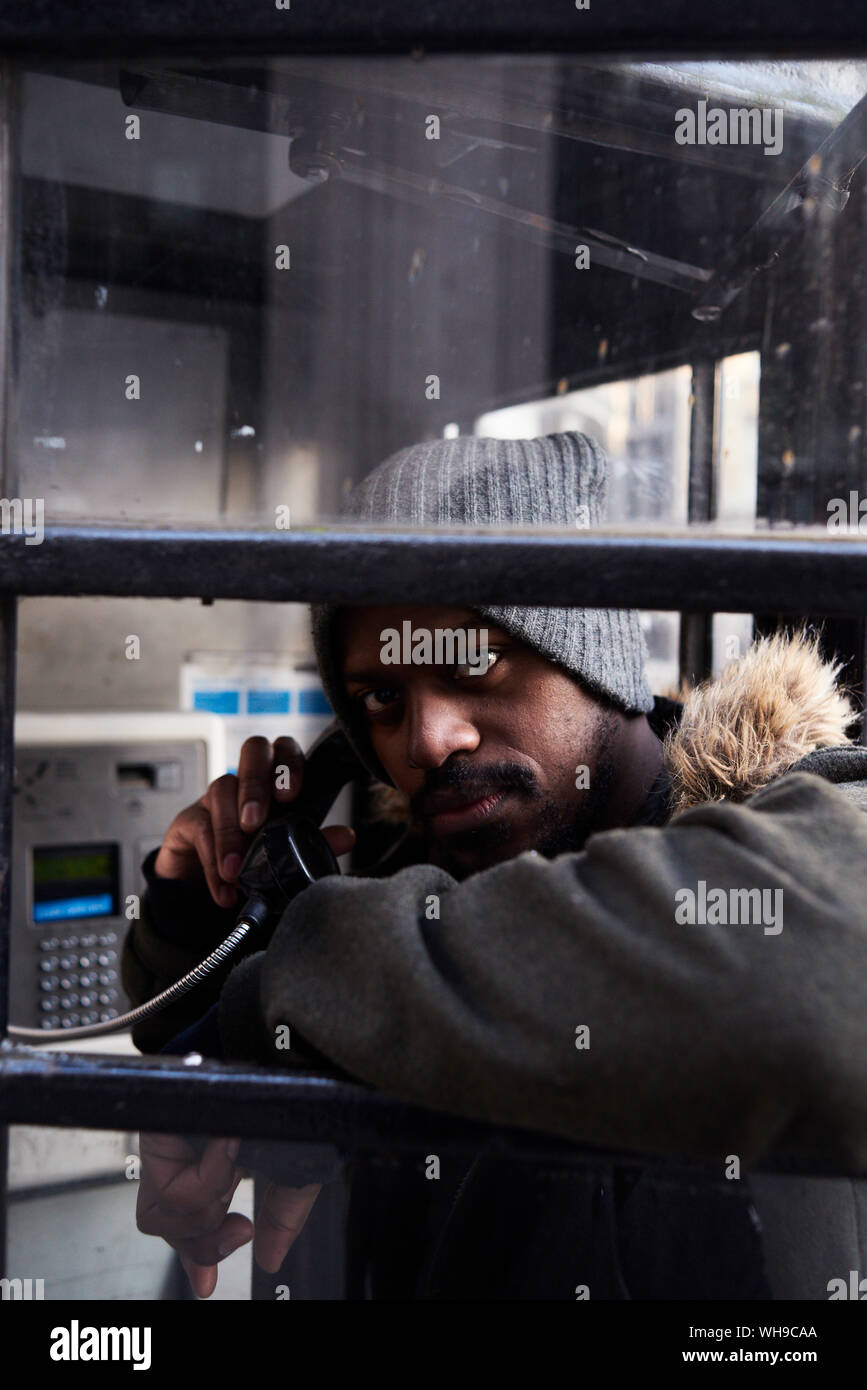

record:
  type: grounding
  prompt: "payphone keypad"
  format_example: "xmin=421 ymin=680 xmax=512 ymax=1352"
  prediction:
xmin=36 ymin=932 xmax=119 ymax=1029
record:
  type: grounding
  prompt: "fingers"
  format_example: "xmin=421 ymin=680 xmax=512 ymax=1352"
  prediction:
xmin=204 ymin=737 xmax=303 ymax=906
xmin=153 ymin=800 xmax=217 ymax=884
xmin=269 ymin=736 xmax=304 ymax=808
xmin=179 ymin=1253 xmax=218 ymax=1300
xmin=137 ymin=1130 xmax=204 ymax=1197
xmin=189 ymin=792 xmax=235 ymax=907
xmin=196 ymin=1134 xmax=243 ymax=1197
xmin=178 ymin=1178 xmax=323 ymax=1297
xmin=137 ymin=1136 xmax=241 ymax=1240
xmin=321 ymin=824 xmax=356 ymax=858
xmin=253 ymin=1182 xmax=322 ymax=1274
xmin=136 ymin=1136 xmax=254 ymax=1299
xmin=139 ymin=1129 xmax=198 ymax=1171
xmin=236 ymin=736 xmax=304 ymax=834
xmin=136 ymin=1134 xmax=322 ymax=1298
xmin=205 ymin=773 xmax=248 ymax=907
xmin=235 ymin=736 xmax=279 ymax=835
xmin=173 ymin=1209 xmax=254 ymax=1294
xmin=153 ymin=735 xmax=309 ymax=907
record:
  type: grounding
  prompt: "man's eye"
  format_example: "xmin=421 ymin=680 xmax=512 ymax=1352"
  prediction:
xmin=454 ymin=649 xmax=501 ymax=679
xmin=360 ymin=688 xmax=400 ymax=713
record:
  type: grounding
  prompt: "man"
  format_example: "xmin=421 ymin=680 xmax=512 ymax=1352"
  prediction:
xmin=124 ymin=432 xmax=867 ymax=1300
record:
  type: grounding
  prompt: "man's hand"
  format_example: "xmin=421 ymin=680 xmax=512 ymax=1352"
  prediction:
xmin=153 ymin=734 xmax=354 ymax=907
xmin=141 ymin=738 xmax=347 ymax=1292
xmin=136 ymin=1132 xmax=321 ymax=1299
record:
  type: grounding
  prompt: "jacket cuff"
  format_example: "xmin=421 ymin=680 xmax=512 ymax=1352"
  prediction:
xmin=142 ymin=847 xmax=246 ymax=949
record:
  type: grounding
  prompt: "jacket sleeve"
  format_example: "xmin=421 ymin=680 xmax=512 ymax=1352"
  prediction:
xmin=120 ymin=850 xmax=257 ymax=1053
xmin=218 ymin=770 xmax=867 ymax=1168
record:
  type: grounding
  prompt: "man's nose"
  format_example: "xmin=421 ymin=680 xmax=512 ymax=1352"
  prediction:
xmin=403 ymin=690 xmax=480 ymax=770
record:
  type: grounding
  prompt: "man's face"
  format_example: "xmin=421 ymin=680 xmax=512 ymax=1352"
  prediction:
xmin=339 ymin=604 xmax=623 ymax=879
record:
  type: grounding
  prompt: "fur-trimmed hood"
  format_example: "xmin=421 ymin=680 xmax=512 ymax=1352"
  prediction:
xmin=665 ymin=630 xmax=859 ymax=814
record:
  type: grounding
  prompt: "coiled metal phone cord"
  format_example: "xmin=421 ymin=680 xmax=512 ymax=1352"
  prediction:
xmin=6 ymin=916 xmax=257 ymax=1042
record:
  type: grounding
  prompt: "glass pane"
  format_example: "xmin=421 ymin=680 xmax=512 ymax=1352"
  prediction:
xmin=15 ymin=55 xmax=867 ymax=533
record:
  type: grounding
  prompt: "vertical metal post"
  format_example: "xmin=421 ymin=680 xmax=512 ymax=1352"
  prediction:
xmin=679 ymin=358 xmax=717 ymax=687
xmin=862 ymin=622 xmax=867 ymax=747
xmin=0 ymin=55 xmax=20 ymax=1278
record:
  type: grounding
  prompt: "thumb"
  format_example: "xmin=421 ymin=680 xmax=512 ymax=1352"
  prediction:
xmin=180 ymin=1255 xmax=218 ymax=1300
xmin=321 ymin=824 xmax=355 ymax=858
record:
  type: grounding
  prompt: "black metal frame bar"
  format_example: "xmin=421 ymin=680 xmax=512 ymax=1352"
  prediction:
xmin=0 ymin=525 xmax=864 ymax=614
xmin=679 ymin=360 xmax=719 ymax=683
xmin=0 ymin=55 xmax=20 ymax=1287
xmin=0 ymin=1042 xmax=856 ymax=1179
xmin=0 ymin=0 xmax=864 ymax=56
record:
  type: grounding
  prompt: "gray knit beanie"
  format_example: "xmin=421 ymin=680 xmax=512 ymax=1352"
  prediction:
xmin=312 ymin=431 xmax=653 ymax=785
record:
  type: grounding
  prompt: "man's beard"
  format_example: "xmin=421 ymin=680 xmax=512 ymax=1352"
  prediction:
xmin=534 ymin=744 xmax=618 ymax=856
xmin=416 ymin=709 xmax=620 ymax=879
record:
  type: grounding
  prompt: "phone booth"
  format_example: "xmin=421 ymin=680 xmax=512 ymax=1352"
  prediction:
xmin=0 ymin=0 xmax=865 ymax=1331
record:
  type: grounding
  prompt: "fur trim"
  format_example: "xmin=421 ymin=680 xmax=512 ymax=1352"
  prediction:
xmin=664 ymin=630 xmax=857 ymax=815
xmin=368 ymin=780 xmax=411 ymax=824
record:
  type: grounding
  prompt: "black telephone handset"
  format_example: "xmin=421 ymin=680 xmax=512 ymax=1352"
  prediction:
xmin=233 ymin=720 xmax=365 ymax=939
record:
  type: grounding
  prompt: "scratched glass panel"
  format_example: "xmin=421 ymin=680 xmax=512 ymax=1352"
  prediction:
xmin=14 ymin=56 xmax=867 ymax=535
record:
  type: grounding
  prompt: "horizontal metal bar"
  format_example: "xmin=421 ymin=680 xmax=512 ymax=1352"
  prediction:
xmin=0 ymin=525 xmax=865 ymax=614
xmin=0 ymin=1043 xmax=858 ymax=1179
xmin=0 ymin=0 xmax=864 ymax=56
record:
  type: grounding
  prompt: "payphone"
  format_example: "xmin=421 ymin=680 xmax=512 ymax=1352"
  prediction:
xmin=10 ymin=713 xmax=226 ymax=1032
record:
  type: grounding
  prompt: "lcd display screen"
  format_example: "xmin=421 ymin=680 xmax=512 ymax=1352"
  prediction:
xmin=31 ymin=843 xmax=120 ymax=924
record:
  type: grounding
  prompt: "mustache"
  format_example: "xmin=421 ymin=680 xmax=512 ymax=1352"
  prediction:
xmin=411 ymin=760 xmax=540 ymax=820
